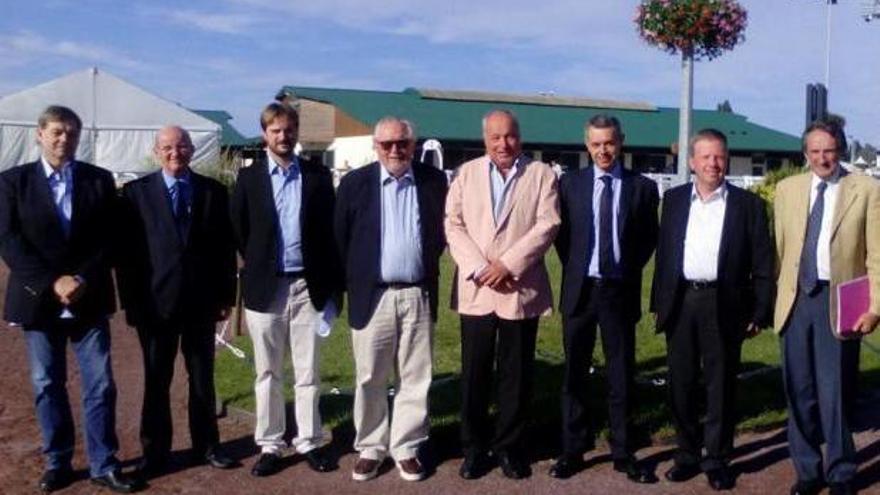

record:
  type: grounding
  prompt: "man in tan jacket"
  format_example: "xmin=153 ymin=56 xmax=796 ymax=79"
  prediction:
xmin=445 ymin=109 xmax=560 ymax=481
xmin=774 ymin=120 xmax=880 ymax=495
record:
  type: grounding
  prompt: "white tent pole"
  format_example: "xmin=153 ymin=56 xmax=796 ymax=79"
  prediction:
xmin=91 ymin=67 xmax=98 ymax=161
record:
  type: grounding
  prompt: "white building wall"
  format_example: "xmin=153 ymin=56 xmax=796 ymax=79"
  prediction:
xmin=328 ymin=135 xmax=375 ymax=171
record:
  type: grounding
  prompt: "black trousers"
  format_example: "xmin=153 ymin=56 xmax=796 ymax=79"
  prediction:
xmin=666 ymin=287 xmax=741 ymax=471
xmin=137 ymin=320 xmax=219 ymax=459
xmin=459 ymin=313 xmax=538 ymax=456
xmin=560 ymin=281 xmax=635 ymax=460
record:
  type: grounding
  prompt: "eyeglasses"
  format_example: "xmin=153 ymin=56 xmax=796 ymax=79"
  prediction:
xmin=376 ymin=139 xmax=412 ymax=151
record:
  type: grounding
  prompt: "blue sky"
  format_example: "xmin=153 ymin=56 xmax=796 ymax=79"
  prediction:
xmin=2 ymin=0 xmax=878 ymax=145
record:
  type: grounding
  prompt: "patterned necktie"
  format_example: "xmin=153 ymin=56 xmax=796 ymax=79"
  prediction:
xmin=599 ymin=175 xmax=615 ymax=277
xmin=798 ymin=181 xmax=827 ymax=295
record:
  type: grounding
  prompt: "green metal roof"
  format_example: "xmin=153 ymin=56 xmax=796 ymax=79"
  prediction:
xmin=191 ymin=109 xmax=250 ymax=147
xmin=279 ymin=86 xmax=801 ymax=153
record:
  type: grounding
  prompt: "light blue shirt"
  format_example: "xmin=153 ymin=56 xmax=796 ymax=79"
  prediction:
xmin=41 ymin=157 xmax=75 ymax=318
xmin=588 ymin=163 xmax=622 ymax=278
xmin=161 ymin=168 xmax=192 ymax=217
xmin=379 ymin=165 xmax=423 ymax=283
xmin=267 ymin=152 xmax=303 ymax=273
xmin=41 ymin=157 xmax=74 ymax=238
xmin=489 ymin=155 xmax=526 ymax=224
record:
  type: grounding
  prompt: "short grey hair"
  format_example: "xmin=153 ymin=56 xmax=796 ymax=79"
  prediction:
xmin=688 ymin=128 xmax=728 ymax=156
xmin=373 ymin=116 xmax=416 ymax=141
xmin=585 ymin=114 xmax=623 ymax=141
xmin=481 ymin=109 xmax=520 ymax=134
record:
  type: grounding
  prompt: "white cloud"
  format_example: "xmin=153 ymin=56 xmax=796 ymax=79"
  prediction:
xmin=0 ymin=31 xmax=145 ymax=70
xmin=161 ymin=9 xmax=263 ymax=34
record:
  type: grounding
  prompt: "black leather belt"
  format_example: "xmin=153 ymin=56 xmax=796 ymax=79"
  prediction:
xmin=586 ymin=277 xmax=621 ymax=288
xmin=278 ymin=271 xmax=304 ymax=279
xmin=684 ymin=280 xmax=717 ymax=290
xmin=378 ymin=281 xmax=423 ymax=290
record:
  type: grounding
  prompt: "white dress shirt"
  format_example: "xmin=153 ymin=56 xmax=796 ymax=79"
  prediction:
xmin=683 ymin=183 xmax=727 ymax=282
xmin=809 ymin=168 xmax=841 ymax=281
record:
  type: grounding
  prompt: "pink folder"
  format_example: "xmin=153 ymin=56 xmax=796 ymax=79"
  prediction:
xmin=837 ymin=275 xmax=870 ymax=339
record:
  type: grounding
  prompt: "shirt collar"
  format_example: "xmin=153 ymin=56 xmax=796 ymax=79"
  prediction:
xmin=161 ymin=168 xmax=191 ymax=190
xmin=490 ymin=154 xmax=527 ymax=177
xmin=810 ymin=165 xmax=843 ymax=188
xmin=593 ymin=162 xmax=622 ymax=180
xmin=380 ymin=163 xmax=414 ymax=185
xmin=41 ymin=156 xmax=73 ymax=179
xmin=690 ymin=182 xmax=728 ymax=203
xmin=267 ymin=150 xmax=299 ymax=177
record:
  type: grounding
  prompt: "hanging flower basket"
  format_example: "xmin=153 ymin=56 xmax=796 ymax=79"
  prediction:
xmin=635 ymin=0 xmax=748 ymax=60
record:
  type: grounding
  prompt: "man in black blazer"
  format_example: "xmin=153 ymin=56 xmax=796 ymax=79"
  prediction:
xmin=117 ymin=126 xmax=238 ymax=475
xmin=651 ymin=129 xmax=773 ymax=491
xmin=231 ymin=103 xmax=340 ymax=477
xmin=0 ymin=106 xmax=139 ymax=493
xmin=552 ymin=114 xmax=658 ymax=483
xmin=334 ymin=117 xmax=447 ymax=482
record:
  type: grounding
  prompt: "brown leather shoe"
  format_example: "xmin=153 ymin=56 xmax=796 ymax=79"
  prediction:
xmin=396 ymin=458 xmax=425 ymax=481
xmin=351 ymin=457 xmax=381 ymax=481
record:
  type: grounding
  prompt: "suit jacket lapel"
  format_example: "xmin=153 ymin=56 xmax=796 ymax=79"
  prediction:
xmin=366 ymin=163 xmax=382 ymax=278
xmin=30 ymin=161 xmax=66 ymax=242
xmin=580 ymin=168 xmax=595 ymax=261
xmin=717 ymin=183 xmax=738 ymax=276
xmin=299 ymin=159 xmax=317 ymax=231
xmin=412 ymin=163 xmax=431 ymax=257
xmin=618 ymin=170 xmax=633 ymax=242
xmin=672 ymin=186 xmax=691 ymax=276
xmin=186 ymin=173 xmax=205 ymax=247
xmin=831 ymin=172 xmax=857 ymax=241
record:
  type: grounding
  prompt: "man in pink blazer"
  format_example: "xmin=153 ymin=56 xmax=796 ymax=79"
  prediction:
xmin=445 ymin=109 xmax=560 ymax=480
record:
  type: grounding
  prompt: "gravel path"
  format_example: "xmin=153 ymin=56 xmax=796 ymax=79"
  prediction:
xmin=1 ymin=264 xmax=879 ymax=494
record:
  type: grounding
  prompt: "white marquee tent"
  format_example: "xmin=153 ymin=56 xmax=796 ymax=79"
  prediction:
xmin=0 ymin=67 xmax=221 ymax=173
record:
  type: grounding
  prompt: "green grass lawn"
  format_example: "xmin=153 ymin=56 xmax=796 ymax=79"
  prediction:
xmin=215 ymin=252 xmax=880 ymax=449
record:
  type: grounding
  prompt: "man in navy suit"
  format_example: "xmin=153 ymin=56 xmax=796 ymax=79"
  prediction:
xmin=551 ymin=114 xmax=658 ymax=483
xmin=651 ymin=129 xmax=774 ymax=491
xmin=117 ymin=126 xmax=238 ymax=476
xmin=0 ymin=106 xmax=140 ymax=493
xmin=334 ymin=117 xmax=447 ymax=482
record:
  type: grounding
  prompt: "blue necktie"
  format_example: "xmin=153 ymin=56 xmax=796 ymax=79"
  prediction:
xmin=599 ymin=175 xmax=615 ymax=277
xmin=798 ymin=181 xmax=827 ymax=295
xmin=173 ymin=180 xmax=190 ymax=241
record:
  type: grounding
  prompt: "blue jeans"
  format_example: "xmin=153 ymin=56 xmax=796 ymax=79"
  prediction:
xmin=24 ymin=320 xmax=120 ymax=477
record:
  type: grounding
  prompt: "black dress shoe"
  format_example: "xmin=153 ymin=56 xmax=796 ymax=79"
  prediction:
xmin=303 ymin=449 xmax=336 ymax=473
xmin=549 ymin=455 xmax=585 ymax=479
xmin=829 ymin=481 xmax=856 ymax=495
xmin=136 ymin=456 xmax=168 ymax=479
xmin=664 ymin=463 xmax=701 ymax=482
xmin=251 ymin=453 xmax=284 ymax=477
xmin=459 ymin=451 xmax=490 ymax=480
xmin=790 ymin=479 xmax=824 ymax=495
xmin=497 ymin=451 xmax=531 ymax=480
xmin=706 ymin=465 xmax=735 ymax=491
xmin=204 ymin=446 xmax=239 ymax=469
xmin=39 ymin=468 xmax=72 ymax=493
xmin=91 ymin=469 xmax=143 ymax=493
xmin=613 ymin=457 xmax=658 ymax=484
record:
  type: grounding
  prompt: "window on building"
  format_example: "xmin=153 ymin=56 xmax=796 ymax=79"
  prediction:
xmin=630 ymin=153 xmax=670 ymax=173
xmin=543 ymin=151 xmax=581 ymax=172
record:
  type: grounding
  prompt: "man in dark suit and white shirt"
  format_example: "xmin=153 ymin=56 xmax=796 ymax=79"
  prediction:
xmin=0 ymin=106 xmax=140 ymax=493
xmin=334 ymin=116 xmax=447 ymax=482
xmin=551 ymin=114 xmax=659 ymax=483
xmin=117 ymin=126 xmax=238 ymax=476
xmin=231 ymin=103 xmax=340 ymax=477
xmin=651 ymin=128 xmax=774 ymax=491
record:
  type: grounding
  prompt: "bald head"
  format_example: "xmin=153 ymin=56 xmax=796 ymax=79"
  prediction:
xmin=154 ymin=126 xmax=194 ymax=177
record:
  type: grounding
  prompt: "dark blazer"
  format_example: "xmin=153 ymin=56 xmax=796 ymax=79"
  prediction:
xmin=231 ymin=155 xmax=341 ymax=312
xmin=334 ymin=161 xmax=448 ymax=330
xmin=555 ymin=166 xmax=659 ymax=322
xmin=116 ymin=170 xmax=237 ymax=327
xmin=651 ymin=182 xmax=774 ymax=334
xmin=0 ymin=160 xmax=117 ymax=327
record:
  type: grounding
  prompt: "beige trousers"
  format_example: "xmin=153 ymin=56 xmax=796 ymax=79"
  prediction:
xmin=245 ymin=278 xmax=323 ymax=454
xmin=352 ymin=286 xmax=433 ymax=461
